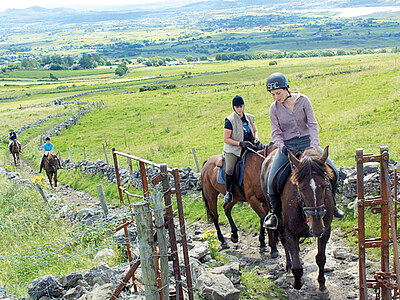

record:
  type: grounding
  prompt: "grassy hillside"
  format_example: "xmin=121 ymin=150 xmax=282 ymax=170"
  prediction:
xmin=31 ymin=53 xmax=399 ymax=169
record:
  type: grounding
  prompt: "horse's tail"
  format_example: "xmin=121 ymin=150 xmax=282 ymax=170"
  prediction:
xmin=201 ymin=186 xmax=212 ymax=223
xmin=200 ymin=158 xmax=213 ymax=222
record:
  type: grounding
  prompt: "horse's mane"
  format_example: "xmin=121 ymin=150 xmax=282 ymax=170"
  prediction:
xmin=291 ymin=149 xmax=334 ymax=184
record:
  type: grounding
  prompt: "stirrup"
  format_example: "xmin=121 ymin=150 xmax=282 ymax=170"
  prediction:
xmin=334 ymin=206 xmax=345 ymax=219
xmin=224 ymin=192 xmax=232 ymax=203
xmin=263 ymin=213 xmax=278 ymax=230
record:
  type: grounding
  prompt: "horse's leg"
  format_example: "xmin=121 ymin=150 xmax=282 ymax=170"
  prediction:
xmin=54 ymin=171 xmax=58 ymax=187
xmin=279 ymin=231 xmax=292 ymax=273
xmin=223 ymin=201 xmax=239 ymax=243
xmin=286 ymin=233 xmax=303 ymax=290
xmin=47 ymin=171 xmax=53 ymax=189
xmin=316 ymin=228 xmax=331 ymax=293
xmin=266 ymin=228 xmax=279 ymax=258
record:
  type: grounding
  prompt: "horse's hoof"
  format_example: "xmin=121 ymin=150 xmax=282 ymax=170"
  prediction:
xmin=221 ymin=242 xmax=229 ymax=250
xmin=318 ymin=287 xmax=329 ymax=295
xmin=293 ymin=279 xmax=304 ymax=290
xmin=231 ymin=235 xmax=238 ymax=243
xmin=270 ymin=249 xmax=279 ymax=259
xmin=259 ymin=246 xmax=266 ymax=254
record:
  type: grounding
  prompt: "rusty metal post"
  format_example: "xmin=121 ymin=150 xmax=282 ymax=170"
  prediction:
xmin=356 ymin=148 xmax=368 ymax=300
xmin=380 ymin=147 xmax=391 ymax=300
xmin=395 ymin=167 xmax=398 ymax=234
xmin=160 ymin=164 xmax=184 ymax=300
xmin=140 ymin=161 xmax=150 ymax=201
xmin=112 ymin=147 xmax=124 ymax=205
xmin=172 ymin=169 xmax=194 ymax=300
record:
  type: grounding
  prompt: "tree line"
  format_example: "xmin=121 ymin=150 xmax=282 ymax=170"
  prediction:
xmin=3 ymin=54 xmax=110 ymax=72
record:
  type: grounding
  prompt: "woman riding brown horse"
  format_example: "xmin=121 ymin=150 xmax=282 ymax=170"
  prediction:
xmin=261 ymin=146 xmax=335 ymax=293
xmin=44 ymin=153 xmax=61 ymax=188
xmin=10 ymin=141 xmax=21 ymax=165
xmin=201 ymin=146 xmax=279 ymax=256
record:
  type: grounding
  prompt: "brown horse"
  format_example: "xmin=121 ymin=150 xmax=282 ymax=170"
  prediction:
xmin=44 ymin=153 xmax=61 ymax=188
xmin=201 ymin=147 xmax=279 ymax=256
xmin=261 ymin=146 xmax=335 ymax=293
xmin=10 ymin=141 xmax=21 ymax=165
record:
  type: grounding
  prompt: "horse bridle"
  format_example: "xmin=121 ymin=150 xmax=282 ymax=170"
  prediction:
xmin=296 ymin=176 xmax=332 ymax=219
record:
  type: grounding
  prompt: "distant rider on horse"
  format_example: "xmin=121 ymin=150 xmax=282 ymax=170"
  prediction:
xmin=39 ymin=137 xmax=54 ymax=173
xmin=263 ymin=73 xmax=345 ymax=230
xmin=9 ymin=128 xmax=22 ymax=153
xmin=223 ymin=95 xmax=259 ymax=203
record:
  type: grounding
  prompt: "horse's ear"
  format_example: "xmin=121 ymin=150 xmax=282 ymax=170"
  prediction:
xmin=289 ymin=150 xmax=300 ymax=168
xmin=320 ymin=146 xmax=329 ymax=163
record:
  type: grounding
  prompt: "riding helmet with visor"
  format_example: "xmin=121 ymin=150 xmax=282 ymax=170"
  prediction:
xmin=266 ymin=73 xmax=289 ymax=91
xmin=232 ymin=95 xmax=245 ymax=108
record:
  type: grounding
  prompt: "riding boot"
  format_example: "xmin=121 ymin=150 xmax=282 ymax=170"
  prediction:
xmin=331 ymin=185 xmax=345 ymax=219
xmin=224 ymin=174 xmax=234 ymax=203
xmin=264 ymin=194 xmax=280 ymax=230
xmin=39 ymin=157 xmax=44 ymax=173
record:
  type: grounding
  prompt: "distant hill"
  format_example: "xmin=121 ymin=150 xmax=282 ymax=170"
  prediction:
xmin=0 ymin=0 xmax=398 ymax=27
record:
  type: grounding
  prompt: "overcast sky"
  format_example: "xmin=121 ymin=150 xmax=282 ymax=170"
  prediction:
xmin=0 ymin=0 xmax=176 ymax=12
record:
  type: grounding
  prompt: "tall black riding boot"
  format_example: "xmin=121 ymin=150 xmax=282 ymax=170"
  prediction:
xmin=39 ymin=157 xmax=44 ymax=173
xmin=224 ymin=174 xmax=234 ymax=203
xmin=331 ymin=184 xmax=345 ymax=219
xmin=264 ymin=194 xmax=280 ymax=229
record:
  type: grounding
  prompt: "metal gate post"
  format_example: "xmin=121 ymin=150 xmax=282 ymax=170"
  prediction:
xmin=172 ymin=168 xmax=194 ymax=300
xmin=356 ymin=148 xmax=368 ymax=300
xmin=160 ymin=164 xmax=184 ymax=300
xmin=380 ymin=146 xmax=391 ymax=300
xmin=356 ymin=147 xmax=400 ymax=299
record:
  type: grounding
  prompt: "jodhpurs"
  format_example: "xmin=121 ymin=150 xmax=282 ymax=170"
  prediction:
xmin=224 ymin=152 xmax=239 ymax=176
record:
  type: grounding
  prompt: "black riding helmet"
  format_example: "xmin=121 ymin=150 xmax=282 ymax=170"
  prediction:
xmin=232 ymin=95 xmax=245 ymax=108
xmin=45 ymin=137 xmax=51 ymax=141
xmin=266 ymin=73 xmax=289 ymax=91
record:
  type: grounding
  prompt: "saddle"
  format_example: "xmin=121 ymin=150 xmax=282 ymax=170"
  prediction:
xmin=216 ymin=152 xmax=247 ymax=188
xmin=271 ymin=149 xmax=305 ymax=195
xmin=272 ymin=161 xmax=292 ymax=195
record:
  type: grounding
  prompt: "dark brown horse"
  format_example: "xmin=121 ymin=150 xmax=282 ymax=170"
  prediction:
xmin=44 ymin=153 xmax=61 ymax=188
xmin=201 ymin=148 xmax=278 ymax=256
xmin=10 ymin=141 xmax=21 ymax=165
xmin=261 ymin=146 xmax=335 ymax=293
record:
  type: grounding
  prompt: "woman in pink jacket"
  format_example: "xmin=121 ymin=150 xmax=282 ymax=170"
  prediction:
xmin=263 ymin=73 xmax=344 ymax=230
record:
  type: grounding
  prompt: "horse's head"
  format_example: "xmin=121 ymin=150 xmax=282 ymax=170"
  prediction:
xmin=47 ymin=153 xmax=61 ymax=169
xmin=289 ymin=146 xmax=334 ymax=237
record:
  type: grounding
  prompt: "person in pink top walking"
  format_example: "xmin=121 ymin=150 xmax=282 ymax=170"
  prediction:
xmin=263 ymin=72 xmax=345 ymax=230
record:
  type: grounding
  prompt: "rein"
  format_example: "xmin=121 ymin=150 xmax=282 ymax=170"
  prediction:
xmin=294 ymin=170 xmax=332 ymax=219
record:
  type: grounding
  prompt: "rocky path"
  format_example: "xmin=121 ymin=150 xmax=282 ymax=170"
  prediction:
xmin=188 ymin=220 xmax=376 ymax=300
xmin=9 ymin=154 xmax=376 ymax=300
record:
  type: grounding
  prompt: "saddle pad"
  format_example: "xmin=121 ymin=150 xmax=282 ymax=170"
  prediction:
xmin=217 ymin=153 xmax=246 ymax=186
xmin=272 ymin=160 xmax=292 ymax=195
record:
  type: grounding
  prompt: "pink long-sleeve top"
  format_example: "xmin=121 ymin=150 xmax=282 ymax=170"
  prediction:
xmin=269 ymin=93 xmax=319 ymax=150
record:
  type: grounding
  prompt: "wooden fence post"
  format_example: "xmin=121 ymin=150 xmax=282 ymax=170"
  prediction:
xmin=36 ymin=184 xmax=51 ymax=209
xmin=83 ymin=147 xmax=86 ymax=160
xmin=133 ymin=201 xmax=160 ymax=300
xmin=68 ymin=148 xmax=71 ymax=160
xmin=127 ymin=155 xmax=133 ymax=174
xmin=192 ymin=148 xmax=200 ymax=172
xmin=152 ymin=191 xmax=169 ymax=300
xmin=103 ymin=143 xmax=109 ymax=164
xmin=97 ymin=184 xmax=108 ymax=216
